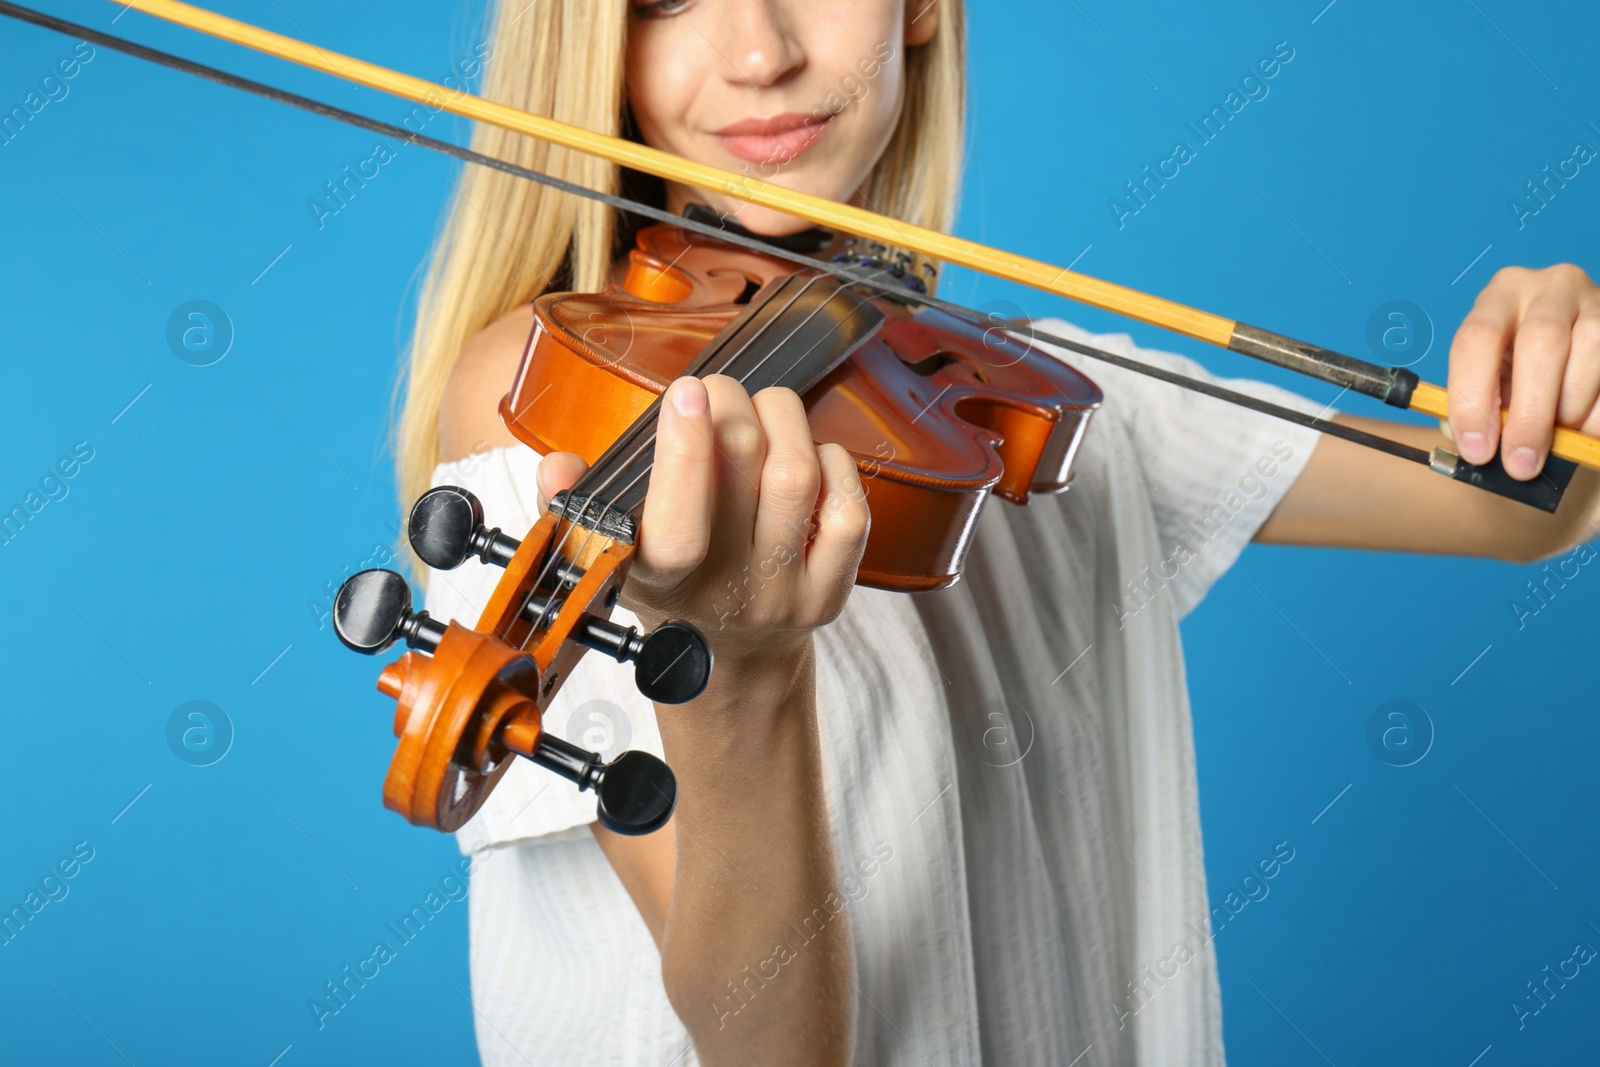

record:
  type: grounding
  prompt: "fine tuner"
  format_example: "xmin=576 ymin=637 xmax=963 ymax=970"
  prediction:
xmin=328 ymin=483 xmax=713 ymax=836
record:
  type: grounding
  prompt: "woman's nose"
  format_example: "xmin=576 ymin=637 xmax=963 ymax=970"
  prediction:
xmin=718 ymin=0 xmax=806 ymax=88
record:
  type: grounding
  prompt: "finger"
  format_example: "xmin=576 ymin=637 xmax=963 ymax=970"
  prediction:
xmin=803 ymin=443 xmax=870 ymax=602
xmin=1562 ymin=303 xmax=1600 ymax=435
xmin=1447 ymin=282 xmax=1517 ymax=464
xmin=1502 ymin=290 xmax=1578 ymax=479
xmin=536 ymin=452 xmax=590 ymax=512
xmin=637 ymin=377 xmax=715 ymax=580
xmin=702 ymin=374 xmax=766 ymax=556
xmin=750 ymin=388 xmax=822 ymax=565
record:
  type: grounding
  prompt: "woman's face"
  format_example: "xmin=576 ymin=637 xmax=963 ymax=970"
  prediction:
xmin=625 ymin=0 xmax=939 ymax=236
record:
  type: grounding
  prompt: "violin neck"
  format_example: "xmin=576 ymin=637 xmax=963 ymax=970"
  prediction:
xmin=555 ymin=270 xmax=886 ymax=541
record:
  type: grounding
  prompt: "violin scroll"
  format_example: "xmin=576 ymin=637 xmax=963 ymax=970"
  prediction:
xmin=329 ymin=479 xmax=707 ymax=834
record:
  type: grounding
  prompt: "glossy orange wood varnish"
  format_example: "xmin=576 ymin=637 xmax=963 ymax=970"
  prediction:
xmin=379 ymin=224 xmax=1101 ymax=831
xmin=502 ymin=225 xmax=1104 ymax=593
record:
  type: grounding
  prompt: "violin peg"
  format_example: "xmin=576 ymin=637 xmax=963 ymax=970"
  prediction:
xmin=633 ymin=621 xmax=714 ymax=705
xmin=409 ymin=485 xmax=520 ymax=570
xmin=525 ymin=733 xmax=676 ymax=835
xmin=332 ymin=569 xmax=445 ymax=656
xmin=595 ymin=750 xmax=677 ymax=836
xmin=573 ymin=616 xmax=713 ymax=704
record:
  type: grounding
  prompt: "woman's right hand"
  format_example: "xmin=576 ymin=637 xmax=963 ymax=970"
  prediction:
xmin=536 ymin=374 xmax=871 ymax=669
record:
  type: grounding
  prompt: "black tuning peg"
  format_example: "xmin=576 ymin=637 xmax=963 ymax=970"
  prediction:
xmin=405 ymin=488 xmax=712 ymax=700
xmin=409 ymin=486 xmax=520 ymax=570
xmin=595 ymin=750 xmax=677 ymax=836
xmin=332 ymin=569 xmax=446 ymax=656
xmin=574 ymin=617 xmax=713 ymax=704
xmin=530 ymin=734 xmax=676 ymax=836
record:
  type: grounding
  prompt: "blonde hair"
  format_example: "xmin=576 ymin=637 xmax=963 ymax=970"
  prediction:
xmin=394 ymin=0 xmax=967 ymax=541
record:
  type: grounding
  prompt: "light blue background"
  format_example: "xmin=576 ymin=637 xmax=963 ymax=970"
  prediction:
xmin=1 ymin=1 xmax=1596 ymax=1064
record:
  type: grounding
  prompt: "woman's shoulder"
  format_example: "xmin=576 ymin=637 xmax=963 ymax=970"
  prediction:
xmin=439 ymin=303 xmax=536 ymax=462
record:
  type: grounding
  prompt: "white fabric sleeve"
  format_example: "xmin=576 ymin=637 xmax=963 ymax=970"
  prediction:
xmin=1031 ymin=317 xmax=1328 ymax=619
xmin=416 ymin=445 xmax=666 ymax=853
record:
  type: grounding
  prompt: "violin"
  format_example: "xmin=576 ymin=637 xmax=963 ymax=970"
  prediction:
xmin=16 ymin=0 xmax=1598 ymax=836
xmin=329 ymin=220 xmax=1100 ymax=834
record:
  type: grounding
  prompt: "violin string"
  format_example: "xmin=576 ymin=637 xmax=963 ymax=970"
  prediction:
xmin=513 ymin=273 xmax=838 ymax=639
xmin=520 ymin=280 xmax=877 ymax=646
xmin=0 ymin=0 xmax=1436 ymax=472
xmin=517 ymin=272 xmax=877 ymax=645
xmin=510 ymin=269 xmax=850 ymax=640
xmin=578 ymin=274 xmax=876 ymax=527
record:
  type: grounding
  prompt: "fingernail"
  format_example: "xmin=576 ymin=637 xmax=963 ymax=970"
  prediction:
xmin=1509 ymin=446 xmax=1540 ymax=477
xmin=670 ymin=377 xmax=707 ymax=417
xmin=1459 ymin=431 xmax=1489 ymax=461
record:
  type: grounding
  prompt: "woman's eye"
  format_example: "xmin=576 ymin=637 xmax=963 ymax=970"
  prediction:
xmin=634 ymin=0 xmax=692 ymax=18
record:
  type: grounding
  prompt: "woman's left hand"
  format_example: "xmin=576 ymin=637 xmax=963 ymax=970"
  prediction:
xmin=1448 ymin=262 xmax=1600 ymax=480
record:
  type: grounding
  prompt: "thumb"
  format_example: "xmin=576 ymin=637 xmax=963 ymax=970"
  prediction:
xmin=536 ymin=452 xmax=589 ymax=512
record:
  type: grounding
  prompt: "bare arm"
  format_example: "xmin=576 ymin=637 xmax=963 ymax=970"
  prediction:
xmin=594 ymin=646 xmax=852 ymax=1059
xmin=441 ymin=315 xmax=862 ymax=1066
xmin=1261 ymin=265 xmax=1600 ymax=558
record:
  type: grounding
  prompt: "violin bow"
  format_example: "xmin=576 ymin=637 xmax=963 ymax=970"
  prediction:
xmin=8 ymin=0 xmax=1597 ymax=508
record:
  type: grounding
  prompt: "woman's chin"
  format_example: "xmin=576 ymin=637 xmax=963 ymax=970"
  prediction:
xmin=720 ymin=202 xmax=831 ymax=237
xmin=667 ymin=170 xmax=862 ymax=238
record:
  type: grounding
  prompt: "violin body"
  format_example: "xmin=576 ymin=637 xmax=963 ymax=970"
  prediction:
xmin=334 ymin=223 xmax=1104 ymax=836
xmin=502 ymin=225 xmax=1103 ymax=592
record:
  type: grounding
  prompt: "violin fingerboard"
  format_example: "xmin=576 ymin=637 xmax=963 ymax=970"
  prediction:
xmin=564 ymin=270 xmax=885 ymax=529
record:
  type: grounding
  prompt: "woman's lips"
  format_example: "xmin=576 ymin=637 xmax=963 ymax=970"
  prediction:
xmin=712 ymin=112 xmax=834 ymax=166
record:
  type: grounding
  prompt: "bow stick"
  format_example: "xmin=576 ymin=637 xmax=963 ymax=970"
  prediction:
xmin=5 ymin=0 xmax=1595 ymax=508
xmin=99 ymin=0 xmax=1600 ymax=475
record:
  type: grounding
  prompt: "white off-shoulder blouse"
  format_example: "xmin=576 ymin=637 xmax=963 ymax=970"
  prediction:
xmin=421 ymin=318 xmax=1323 ymax=1066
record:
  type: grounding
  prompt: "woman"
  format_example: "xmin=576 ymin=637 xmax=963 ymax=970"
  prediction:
xmin=395 ymin=1 xmax=1600 ymax=1063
